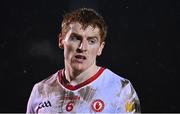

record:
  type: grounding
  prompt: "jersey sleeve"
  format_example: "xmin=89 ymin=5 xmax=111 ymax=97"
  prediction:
xmin=26 ymin=84 xmax=39 ymax=114
xmin=118 ymin=80 xmax=141 ymax=113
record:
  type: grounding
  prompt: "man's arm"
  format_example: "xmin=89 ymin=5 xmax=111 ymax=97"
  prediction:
xmin=117 ymin=79 xmax=141 ymax=113
xmin=124 ymin=81 xmax=141 ymax=113
xmin=26 ymin=84 xmax=38 ymax=114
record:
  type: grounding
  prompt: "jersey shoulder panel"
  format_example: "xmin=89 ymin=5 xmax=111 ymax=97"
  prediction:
xmin=26 ymin=70 xmax=62 ymax=113
xmin=104 ymin=68 xmax=141 ymax=112
xmin=103 ymin=68 xmax=130 ymax=87
xmin=35 ymin=70 xmax=61 ymax=95
xmin=37 ymin=71 xmax=59 ymax=85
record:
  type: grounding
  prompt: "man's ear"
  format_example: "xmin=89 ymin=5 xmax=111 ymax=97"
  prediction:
xmin=97 ymin=42 xmax=105 ymax=56
xmin=58 ymin=33 xmax=64 ymax=49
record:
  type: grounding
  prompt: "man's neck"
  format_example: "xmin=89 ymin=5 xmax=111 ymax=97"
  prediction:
xmin=64 ymin=64 xmax=100 ymax=85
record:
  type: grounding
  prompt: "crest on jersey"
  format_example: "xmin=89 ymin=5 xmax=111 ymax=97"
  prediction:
xmin=91 ymin=99 xmax=104 ymax=112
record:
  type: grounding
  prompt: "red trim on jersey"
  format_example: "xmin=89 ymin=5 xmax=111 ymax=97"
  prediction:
xmin=57 ymin=67 xmax=105 ymax=90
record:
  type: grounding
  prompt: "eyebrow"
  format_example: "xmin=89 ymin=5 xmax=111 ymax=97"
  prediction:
xmin=71 ymin=32 xmax=98 ymax=39
xmin=87 ymin=36 xmax=98 ymax=41
xmin=70 ymin=33 xmax=82 ymax=38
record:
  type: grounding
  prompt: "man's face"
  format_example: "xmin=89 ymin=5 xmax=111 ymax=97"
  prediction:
xmin=59 ymin=22 xmax=104 ymax=72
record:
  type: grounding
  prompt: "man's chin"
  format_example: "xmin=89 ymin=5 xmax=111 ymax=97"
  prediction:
xmin=72 ymin=64 xmax=87 ymax=72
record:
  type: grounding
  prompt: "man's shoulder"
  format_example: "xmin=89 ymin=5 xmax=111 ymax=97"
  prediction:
xmin=33 ymin=69 xmax=61 ymax=89
xmin=103 ymin=68 xmax=131 ymax=86
xmin=104 ymin=68 xmax=126 ymax=80
xmin=28 ymin=69 xmax=62 ymax=98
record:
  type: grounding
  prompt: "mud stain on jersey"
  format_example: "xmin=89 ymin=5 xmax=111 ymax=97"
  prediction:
xmin=78 ymin=86 xmax=96 ymax=102
xmin=121 ymin=79 xmax=129 ymax=88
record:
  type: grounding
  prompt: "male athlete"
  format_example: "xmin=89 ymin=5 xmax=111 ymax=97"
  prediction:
xmin=26 ymin=8 xmax=141 ymax=113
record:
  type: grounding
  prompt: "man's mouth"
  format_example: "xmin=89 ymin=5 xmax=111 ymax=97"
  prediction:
xmin=75 ymin=55 xmax=87 ymax=60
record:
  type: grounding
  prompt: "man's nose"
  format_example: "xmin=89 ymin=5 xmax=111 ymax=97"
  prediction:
xmin=78 ymin=40 xmax=87 ymax=51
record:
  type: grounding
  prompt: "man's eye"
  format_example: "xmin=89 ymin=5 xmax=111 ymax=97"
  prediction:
xmin=88 ymin=39 xmax=96 ymax=44
xmin=70 ymin=36 xmax=78 ymax=41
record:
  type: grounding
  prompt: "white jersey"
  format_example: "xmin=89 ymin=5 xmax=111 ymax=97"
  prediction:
xmin=26 ymin=67 xmax=141 ymax=113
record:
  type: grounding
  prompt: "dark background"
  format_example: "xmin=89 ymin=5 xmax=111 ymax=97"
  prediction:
xmin=0 ymin=0 xmax=179 ymax=112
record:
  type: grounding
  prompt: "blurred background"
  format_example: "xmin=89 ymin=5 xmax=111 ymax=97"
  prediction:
xmin=0 ymin=0 xmax=179 ymax=112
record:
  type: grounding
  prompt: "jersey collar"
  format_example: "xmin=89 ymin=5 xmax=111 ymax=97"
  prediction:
xmin=57 ymin=67 xmax=105 ymax=91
